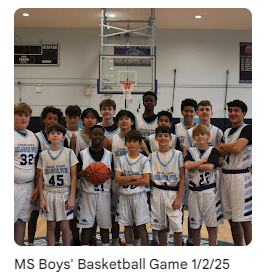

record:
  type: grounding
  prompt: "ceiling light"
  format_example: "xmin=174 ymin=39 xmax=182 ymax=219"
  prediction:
xmin=23 ymin=13 xmax=29 ymax=16
xmin=109 ymin=14 xmax=115 ymax=18
xmin=195 ymin=15 xmax=202 ymax=19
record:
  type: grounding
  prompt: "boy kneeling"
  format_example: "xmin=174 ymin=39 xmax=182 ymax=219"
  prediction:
xmin=184 ymin=125 xmax=223 ymax=246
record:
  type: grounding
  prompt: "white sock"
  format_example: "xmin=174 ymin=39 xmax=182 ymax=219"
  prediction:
xmin=102 ymin=243 xmax=109 ymax=246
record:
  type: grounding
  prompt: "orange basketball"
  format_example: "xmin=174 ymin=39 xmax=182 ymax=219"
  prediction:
xmin=86 ymin=162 xmax=109 ymax=186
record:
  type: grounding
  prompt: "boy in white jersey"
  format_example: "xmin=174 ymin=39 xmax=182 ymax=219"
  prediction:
xmin=65 ymin=105 xmax=82 ymax=147
xmin=115 ymin=130 xmax=151 ymax=246
xmin=30 ymin=106 xmax=66 ymax=246
xmin=14 ymin=102 xmax=39 ymax=245
xmin=217 ymin=100 xmax=252 ymax=245
xmin=37 ymin=124 xmax=78 ymax=246
xmin=76 ymin=125 xmax=113 ymax=246
xmin=146 ymin=110 xmax=181 ymax=153
xmin=70 ymin=107 xmax=100 ymax=246
xmin=184 ymin=125 xmax=223 ymax=246
xmin=174 ymin=98 xmax=197 ymax=246
xmin=146 ymin=110 xmax=181 ymax=246
xmin=135 ymin=91 xmax=158 ymax=138
xmin=149 ymin=126 xmax=185 ymax=246
xmin=99 ymin=99 xmax=120 ymax=139
xmin=183 ymin=100 xmax=223 ymax=155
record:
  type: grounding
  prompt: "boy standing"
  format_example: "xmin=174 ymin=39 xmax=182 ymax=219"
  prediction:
xmin=149 ymin=126 xmax=185 ymax=246
xmin=76 ymin=125 xmax=113 ymax=246
xmin=98 ymin=99 xmax=120 ymax=139
xmin=114 ymin=130 xmax=151 ymax=246
xmin=14 ymin=102 xmax=39 ymax=245
xmin=184 ymin=125 xmax=223 ymax=246
xmin=37 ymin=124 xmax=78 ymax=246
xmin=65 ymin=105 xmax=82 ymax=147
xmin=217 ymin=100 xmax=252 ymax=245
xmin=146 ymin=110 xmax=181 ymax=153
xmin=135 ymin=91 xmax=158 ymax=138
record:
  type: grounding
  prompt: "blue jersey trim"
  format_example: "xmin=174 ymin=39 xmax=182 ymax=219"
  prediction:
xmin=156 ymin=148 xmax=175 ymax=168
xmin=48 ymin=146 xmax=65 ymax=160
xmin=40 ymin=130 xmax=50 ymax=147
xmin=14 ymin=129 xmax=29 ymax=138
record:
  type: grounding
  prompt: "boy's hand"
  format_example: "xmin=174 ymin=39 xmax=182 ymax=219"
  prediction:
xmin=30 ymin=187 xmax=39 ymax=204
xmin=79 ymin=169 xmax=90 ymax=181
xmin=132 ymin=174 xmax=143 ymax=180
xmin=108 ymin=169 xmax=114 ymax=179
xmin=66 ymin=198 xmax=75 ymax=210
xmin=172 ymin=196 xmax=182 ymax=210
xmin=40 ymin=198 xmax=48 ymax=213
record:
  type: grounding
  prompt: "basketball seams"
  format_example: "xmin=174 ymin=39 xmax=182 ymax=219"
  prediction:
xmin=86 ymin=161 xmax=109 ymax=185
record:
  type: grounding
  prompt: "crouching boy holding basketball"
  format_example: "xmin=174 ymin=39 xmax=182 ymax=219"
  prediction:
xmin=77 ymin=125 xmax=113 ymax=246
xmin=37 ymin=124 xmax=78 ymax=246
xmin=114 ymin=130 xmax=151 ymax=246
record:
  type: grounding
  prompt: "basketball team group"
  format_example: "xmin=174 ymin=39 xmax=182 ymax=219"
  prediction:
xmin=14 ymin=92 xmax=252 ymax=246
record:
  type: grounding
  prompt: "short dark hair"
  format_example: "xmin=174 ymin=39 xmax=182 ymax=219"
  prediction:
xmin=155 ymin=126 xmax=171 ymax=136
xmin=227 ymin=100 xmax=248 ymax=113
xmin=181 ymin=98 xmax=197 ymax=111
xmin=115 ymin=110 xmax=135 ymax=123
xmin=81 ymin=108 xmax=100 ymax=121
xmin=142 ymin=91 xmax=157 ymax=102
xmin=157 ymin=110 xmax=172 ymax=123
xmin=47 ymin=123 xmax=66 ymax=135
xmin=90 ymin=124 xmax=105 ymax=135
xmin=65 ymin=105 xmax=81 ymax=117
xmin=125 ymin=129 xmax=143 ymax=143
xmin=41 ymin=106 xmax=63 ymax=122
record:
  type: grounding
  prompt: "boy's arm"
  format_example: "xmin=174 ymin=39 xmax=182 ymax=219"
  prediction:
xmin=102 ymin=137 xmax=108 ymax=149
xmin=66 ymin=164 xmax=77 ymax=210
xmin=184 ymin=159 xmax=207 ymax=170
xmin=114 ymin=170 xmax=143 ymax=184
xmin=218 ymin=138 xmax=249 ymax=154
xmin=37 ymin=168 xmax=47 ymax=213
xmin=70 ymin=135 xmax=76 ymax=153
xmin=120 ymin=173 xmax=150 ymax=186
xmin=216 ymin=142 xmax=229 ymax=157
xmin=172 ymin=166 xmax=185 ymax=209
xmin=141 ymin=140 xmax=150 ymax=156
xmin=197 ymin=163 xmax=214 ymax=171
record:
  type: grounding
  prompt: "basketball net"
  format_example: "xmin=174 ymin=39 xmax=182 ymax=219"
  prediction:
xmin=119 ymin=81 xmax=136 ymax=100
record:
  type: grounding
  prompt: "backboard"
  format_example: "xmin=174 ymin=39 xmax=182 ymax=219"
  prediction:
xmin=98 ymin=55 xmax=156 ymax=94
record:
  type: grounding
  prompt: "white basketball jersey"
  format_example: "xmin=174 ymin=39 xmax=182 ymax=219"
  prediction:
xmin=14 ymin=129 xmax=39 ymax=184
xmin=37 ymin=147 xmax=78 ymax=191
xmin=175 ymin=122 xmax=195 ymax=146
xmin=135 ymin=114 xmax=158 ymax=137
xmin=80 ymin=148 xmax=112 ymax=193
xmin=222 ymin=123 xmax=252 ymax=170
xmin=111 ymin=133 xmax=128 ymax=166
xmin=149 ymin=148 xmax=183 ymax=187
xmin=36 ymin=130 xmax=51 ymax=151
xmin=184 ymin=124 xmax=223 ymax=148
xmin=65 ymin=128 xmax=81 ymax=147
xmin=187 ymin=146 xmax=217 ymax=188
xmin=98 ymin=122 xmax=120 ymax=139
xmin=73 ymin=130 xmax=92 ymax=157
xmin=116 ymin=153 xmax=151 ymax=195
xmin=147 ymin=133 xmax=177 ymax=152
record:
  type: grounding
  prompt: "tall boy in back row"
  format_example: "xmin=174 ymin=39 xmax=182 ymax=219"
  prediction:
xmin=217 ymin=100 xmax=252 ymax=246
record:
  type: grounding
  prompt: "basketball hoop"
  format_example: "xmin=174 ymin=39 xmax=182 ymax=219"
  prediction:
xmin=119 ymin=80 xmax=136 ymax=100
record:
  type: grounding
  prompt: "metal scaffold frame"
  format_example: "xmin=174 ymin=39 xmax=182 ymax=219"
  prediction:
xmin=100 ymin=8 xmax=155 ymax=55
